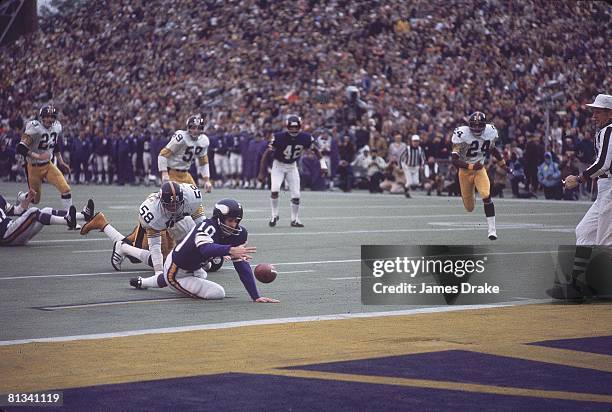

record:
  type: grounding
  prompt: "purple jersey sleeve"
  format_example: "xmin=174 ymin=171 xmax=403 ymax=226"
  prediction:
xmin=233 ymin=260 xmax=260 ymax=301
xmin=197 ymin=243 xmax=232 ymax=260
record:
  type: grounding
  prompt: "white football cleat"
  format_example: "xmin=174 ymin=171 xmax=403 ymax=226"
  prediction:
xmin=111 ymin=241 xmax=125 ymax=271
xmin=488 ymin=228 xmax=498 ymax=241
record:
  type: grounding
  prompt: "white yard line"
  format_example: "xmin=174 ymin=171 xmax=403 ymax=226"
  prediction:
xmin=0 ymin=299 xmax=550 ymax=346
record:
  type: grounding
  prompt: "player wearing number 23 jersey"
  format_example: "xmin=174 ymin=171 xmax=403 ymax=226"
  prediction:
xmin=17 ymin=105 xmax=73 ymax=208
xmin=258 ymin=115 xmax=328 ymax=228
xmin=451 ymin=112 xmax=506 ymax=240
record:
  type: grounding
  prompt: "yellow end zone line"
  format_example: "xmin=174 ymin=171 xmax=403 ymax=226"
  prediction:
xmin=0 ymin=303 xmax=610 ymax=394
xmin=0 ymin=300 xmax=541 ymax=346
xmin=258 ymin=369 xmax=612 ymax=404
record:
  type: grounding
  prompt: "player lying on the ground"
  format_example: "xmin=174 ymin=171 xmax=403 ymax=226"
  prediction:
xmin=80 ymin=181 xmax=208 ymax=273
xmin=258 ymin=114 xmax=328 ymax=228
xmin=451 ymin=111 xmax=507 ymax=240
xmin=0 ymin=190 xmax=94 ymax=245
xmin=130 ymin=198 xmax=279 ymax=303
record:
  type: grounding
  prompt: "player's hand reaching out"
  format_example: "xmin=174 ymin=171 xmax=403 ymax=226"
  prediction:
xmin=255 ymin=297 xmax=280 ymax=303
xmin=203 ymin=181 xmax=213 ymax=193
xmin=229 ymin=243 xmax=256 ymax=261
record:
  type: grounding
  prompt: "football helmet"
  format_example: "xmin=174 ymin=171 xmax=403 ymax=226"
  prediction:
xmin=213 ymin=198 xmax=243 ymax=237
xmin=160 ymin=181 xmax=185 ymax=220
xmin=186 ymin=115 xmax=205 ymax=137
xmin=39 ymin=105 xmax=58 ymax=128
xmin=468 ymin=112 xmax=486 ymax=136
xmin=286 ymin=115 xmax=302 ymax=136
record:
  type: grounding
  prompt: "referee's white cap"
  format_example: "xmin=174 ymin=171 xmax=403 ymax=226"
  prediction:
xmin=586 ymin=94 xmax=612 ymax=110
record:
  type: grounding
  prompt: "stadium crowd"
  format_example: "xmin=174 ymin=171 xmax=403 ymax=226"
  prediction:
xmin=0 ymin=0 xmax=609 ymax=199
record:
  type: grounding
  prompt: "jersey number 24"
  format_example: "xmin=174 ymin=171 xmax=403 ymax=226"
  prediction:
xmin=466 ymin=140 xmax=491 ymax=158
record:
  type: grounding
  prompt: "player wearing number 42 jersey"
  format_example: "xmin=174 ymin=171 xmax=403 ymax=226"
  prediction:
xmin=158 ymin=115 xmax=212 ymax=193
xmin=451 ymin=112 xmax=506 ymax=240
xmin=258 ymin=115 xmax=328 ymax=227
xmin=17 ymin=105 xmax=74 ymax=212
xmin=80 ymin=181 xmax=206 ymax=275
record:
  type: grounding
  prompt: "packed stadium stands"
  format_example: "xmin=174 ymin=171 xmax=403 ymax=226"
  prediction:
xmin=0 ymin=0 xmax=610 ymax=197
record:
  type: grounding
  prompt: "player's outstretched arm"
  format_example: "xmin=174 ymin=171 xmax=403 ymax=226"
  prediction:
xmin=233 ymin=259 xmax=280 ymax=303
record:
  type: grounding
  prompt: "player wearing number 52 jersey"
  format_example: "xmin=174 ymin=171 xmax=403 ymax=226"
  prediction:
xmin=258 ymin=115 xmax=328 ymax=227
xmin=79 ymin=181 xmax=206 ymax=275
xmin=16 ymin=105 xmax=73 ymax=209
xmin=451 ymin=112 xmax=506 ymax=240
xmin=158 ymin=115 xmax=212 ymax=193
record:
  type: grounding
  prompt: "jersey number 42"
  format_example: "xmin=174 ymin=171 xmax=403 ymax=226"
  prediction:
xmin=283 ymin=144 xmax=304 ymax=161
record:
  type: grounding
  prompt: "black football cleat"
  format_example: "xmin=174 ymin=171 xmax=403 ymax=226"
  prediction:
xmin=269 ymin=216 xmax=279 ymax=227
xmin=65 ymin=206 xmax=78 ymax=230
xmin=82 ymin=199 xmax=95 ymax=222
xmin=546 ymin=281 xmax=590 ymax=303
xmin=129 ymin=276 xmax=147 ymax=289
xmin=290 ymin=220 xmax=304 ymax=228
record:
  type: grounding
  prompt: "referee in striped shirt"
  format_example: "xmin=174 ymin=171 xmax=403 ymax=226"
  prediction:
xmin=549 ymin=94 xmax=612 ymax=301
xmin=400 ymin=135 xmax=426 ymax=198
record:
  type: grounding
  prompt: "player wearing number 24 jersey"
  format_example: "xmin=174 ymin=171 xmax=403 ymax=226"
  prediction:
xmin=451 ymin=112 xmax=506 ymax=241
xmin=258 ymin=115 xmax=328 ymax=228
xmin=16 ymin=105 xmax=73 ymax=209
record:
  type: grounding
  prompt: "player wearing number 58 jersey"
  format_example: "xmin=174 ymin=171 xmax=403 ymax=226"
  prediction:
xmin=16 ymin=105 xmax=73 ymax=209
xmin=451 ymin=112 xmax=506 ymax=240
xmin=79 ymin=181 xmax=206 ymax=275
xmin=158 ymin=115 xmax=212 ymax=193
xmin=258 ymin=115 xmax=328 ymax=227
xmin=130 ymin=198 xmax=279 ymax=303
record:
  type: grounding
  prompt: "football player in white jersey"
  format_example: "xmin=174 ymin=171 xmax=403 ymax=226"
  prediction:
xmin=17 ymin=105 xmax=73 ymax=210
xmin=80 ymin=181 xmax=206 ymax=274
xmin=451 ymin=112 xmax=506 ymax=240
xmin=158 ymin=115 xmax=213 ymax=193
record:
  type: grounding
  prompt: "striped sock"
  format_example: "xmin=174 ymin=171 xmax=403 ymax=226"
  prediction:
xmin=571 ymin=246 xmax=592 ymax=284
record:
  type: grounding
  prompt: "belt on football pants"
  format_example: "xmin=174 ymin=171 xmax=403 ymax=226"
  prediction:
xmin=168 ymin=167 xmax=189 ymax=172
xmin=30 ymin=161 xmax=50 ymax=167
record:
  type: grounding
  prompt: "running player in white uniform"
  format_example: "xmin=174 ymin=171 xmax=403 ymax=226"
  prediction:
xmin=158 ymin=115 xmax=212 ymax=193
xmin=451 ymin=112 xmax=506 ymax=240
xmin=17 ymin=105 xmax=73 ymax=210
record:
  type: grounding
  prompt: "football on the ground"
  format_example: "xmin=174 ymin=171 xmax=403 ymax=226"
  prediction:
xmin=254 ymin=263 xmax=277 ymax=283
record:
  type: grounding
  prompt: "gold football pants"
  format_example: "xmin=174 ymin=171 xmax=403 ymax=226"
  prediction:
xmin=458 ymin=168 xmax=490 ymax=212
xmin=26 ymin=161 xmax=71 ymax=204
